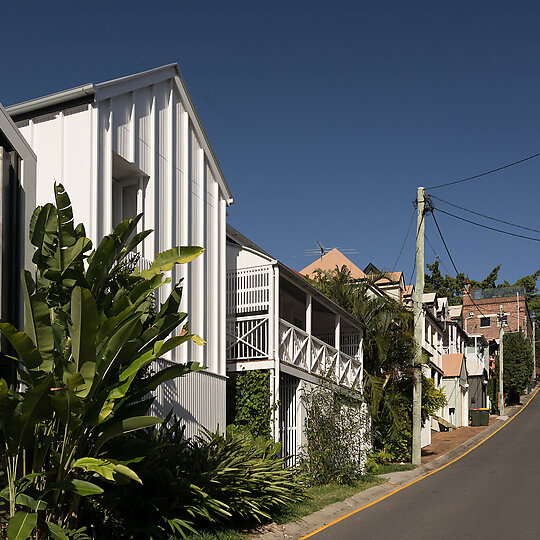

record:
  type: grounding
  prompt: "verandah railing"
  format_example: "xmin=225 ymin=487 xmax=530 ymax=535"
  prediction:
xmin=278 ymin=319 xmax=362 ymax=389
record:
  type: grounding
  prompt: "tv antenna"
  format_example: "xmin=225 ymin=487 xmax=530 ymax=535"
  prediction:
xmin=304 ymin=242 xmax=359 ymax=259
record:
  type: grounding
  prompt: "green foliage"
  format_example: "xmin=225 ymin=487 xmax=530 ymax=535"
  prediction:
xmin=0 ymin=184 xmax=204 ymax=537
xmin=298 ymin=381 xmax=369 ymax=486
xmin=502 ymin=332 xmax=534 ymax=400
xmin=374 ymin=376 xmax=447 ymax=462
xmin=308 ymin=265 xmax=415 ymax=459
xmin=424 ymin=260 xmax=466 ymax=305
xmin=227 ymin=370 xmax=271 ymax=438
xmin=84 ymin=421 xmax=305 ymax=538
xmin=425 ymin=260 xmax=540 ymax=321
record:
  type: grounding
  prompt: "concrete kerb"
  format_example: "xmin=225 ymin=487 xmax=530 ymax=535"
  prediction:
xmin=254 ymin=389 xmax=537 ymax=540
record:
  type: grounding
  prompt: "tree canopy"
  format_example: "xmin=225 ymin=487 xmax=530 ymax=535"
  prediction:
xmin=425 ymin=260 xmax=540 ymax=321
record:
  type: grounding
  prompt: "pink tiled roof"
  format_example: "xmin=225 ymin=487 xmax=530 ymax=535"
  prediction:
xmin=442 ymin=353 xmax=465 ymax=377
xmin=300 ymin=248 xmax=366 ymax=279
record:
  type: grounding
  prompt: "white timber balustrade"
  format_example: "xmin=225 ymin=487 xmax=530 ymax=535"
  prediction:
xmin=226 ymin=315 xmax=270 ymax=360
xmin=278 ymin=319 xmax=362 ymax=389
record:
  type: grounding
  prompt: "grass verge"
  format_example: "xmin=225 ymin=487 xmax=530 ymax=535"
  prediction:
xmin=373 ymin=462 xmax=417 ymax=475
xmin=273 ymin=475 xmax=385 ymax=525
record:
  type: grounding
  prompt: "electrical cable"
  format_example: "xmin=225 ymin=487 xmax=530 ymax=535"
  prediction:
xmin=428 ymin=194 xmax=540 ymax=234
xmin=392 ymin=206 xmax=416 ymax=272
xmin=429 ymin=208 xmax=488 ymax=317
xmin=433 ymin=207 xmax=540 ymax=242
xmin=426 ymin=151 xmax=540 ymax=190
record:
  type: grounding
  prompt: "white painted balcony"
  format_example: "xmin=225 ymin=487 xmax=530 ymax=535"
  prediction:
xmin=278 ymin=319 xmax=362 ymax=389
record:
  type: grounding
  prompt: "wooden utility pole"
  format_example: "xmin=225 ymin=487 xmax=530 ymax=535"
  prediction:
xmin=412 ymin=187 xmax=425 ymax=466
xmin=499 ymin=304 xmax=504 ymax=416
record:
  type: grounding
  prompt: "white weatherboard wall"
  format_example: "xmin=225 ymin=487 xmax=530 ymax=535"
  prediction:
xmin=12 ymin=66 xmax=232 ymax=438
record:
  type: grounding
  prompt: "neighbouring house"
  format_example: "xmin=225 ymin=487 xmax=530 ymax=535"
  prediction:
xmin=441 ymin=353 xmax=469 ymax=427
xmin=442 ymin=315 xmax=467 ymax=356
xmin=420 ymin=293 xmax=447 ymax=442
xmin=363 ymin=263 xmax=406 ymax=304
xmin=301 ymin=249 xmax=385 ymax=299
xmin=226 ymin=226 xmax=367 ymax=462
xmin=463 ymin=281 xmax=534 ymax=348
xmin=0 ymin=103 xmax=37 ymax=385
xmin=7 ymin=64 xmax=234 ymax=436
xmin=403 ymin=284 xmax=414 ymax=307
xmin=465 ymin=333 xmax=489 ymax=410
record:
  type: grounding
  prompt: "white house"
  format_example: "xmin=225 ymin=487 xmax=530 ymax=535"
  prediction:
xmin=7 ymin=65 xmax=233 ymax=436
xmin=0 ymin=103 xmax=37 ymax=385
xmin=226 ymin=226 xmax=367 ymax=461
xmin=441 ymin=353 xmax=469 ymax=427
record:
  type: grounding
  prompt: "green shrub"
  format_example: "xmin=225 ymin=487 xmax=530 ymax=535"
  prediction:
xmin=298 ymin=381 xmax=370 ymax=486
xmin=84 ymin=422 xmax=305 ymax=538
xmin=502 ymin=332 xmax=534 ymax=398
xmin=0 ymin=184 xmax=204 ymax=538
xmin=227 ymin=370 xmax=271 ymax=438
xmin=374 ymin=376 xmax=447 ymax=462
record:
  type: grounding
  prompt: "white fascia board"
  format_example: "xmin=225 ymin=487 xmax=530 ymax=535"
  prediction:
xmin=0 ymin=103 xmax=36 ymax=162
xmin=172 ymin=74 xmax=233 ymax=202
xmin=94 ymin=64 xmax=179 ymax=101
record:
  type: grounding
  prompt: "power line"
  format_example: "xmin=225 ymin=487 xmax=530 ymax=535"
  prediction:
xmin=425 ymin=232 xmax=453 ymax=276
xmin=430 ymin=209 xmax=460 ymax=276
xmin=428 ymin=194 xmax=540 ymax=234
xmin=392 ymin=206 xmax=416 ymax=272
xmin=429 ymin=208 xmax=488 ymax=317
xmin=433 ymin=207 xmax=540 ymax=242
xmin=426 ymin=151 xmax=540 ymax=190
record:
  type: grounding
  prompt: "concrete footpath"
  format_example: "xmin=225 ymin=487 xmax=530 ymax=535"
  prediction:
xmin=254 ymin=389 xmax=537 ymax=540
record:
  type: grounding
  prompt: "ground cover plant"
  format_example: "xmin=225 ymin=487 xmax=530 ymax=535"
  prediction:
xmin=0 ymin=184 xmax=204 ymax=539
xmin=83 ymin=421 xmax=306 ymax=538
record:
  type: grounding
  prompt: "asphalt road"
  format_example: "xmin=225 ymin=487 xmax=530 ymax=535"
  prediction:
xmin=310 ymin=391 xmax=540 ymax=540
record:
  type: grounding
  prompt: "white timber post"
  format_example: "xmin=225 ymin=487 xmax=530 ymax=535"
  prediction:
xmin=218 ymin=198 xmax=227 ymax=377
xmin=306 ymin=294 xmax=312 ymax=372
xmin=178 ymin=110 xmax=189 ymax=366
xmin=210 ymin=180 xmax=219 ymax=374
xmin=335 ymin=313 xmax=341 ymax=380
xmin=99 ymin=101 xmax=113 ymax=240
xmin=194 ymin=147 xmax=205 ymax=366
xmin=273 ymin=266 xmax=280 ymax=442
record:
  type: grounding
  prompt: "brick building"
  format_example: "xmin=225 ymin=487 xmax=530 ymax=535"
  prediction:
xmin=462 ymin=283 xmax=533 ymax=347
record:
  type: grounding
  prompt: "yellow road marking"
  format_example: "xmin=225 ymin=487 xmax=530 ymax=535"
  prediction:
xmin=300 ymin=387 xmax=540 ymax=539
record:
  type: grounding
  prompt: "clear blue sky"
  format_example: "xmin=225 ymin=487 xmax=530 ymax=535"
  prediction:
xmin=3 ymin=0 xmax=539 ymax=286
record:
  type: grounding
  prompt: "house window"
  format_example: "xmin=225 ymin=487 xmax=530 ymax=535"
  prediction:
xmin=112 ymin=153 xmax=148 ymax=228
xmin=480 ymin=317 xmax=490 ymax=328
xmin=113 ymin=179 xmax=138 ymax=226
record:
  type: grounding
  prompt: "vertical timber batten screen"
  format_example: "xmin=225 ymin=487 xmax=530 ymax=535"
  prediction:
xmin=280 ymin=373 xmax=299 ymax=466
xmin=226 ymin=266 xmax=271 ymax=315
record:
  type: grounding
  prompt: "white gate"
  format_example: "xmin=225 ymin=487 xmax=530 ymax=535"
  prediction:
xmin=280 ymin=373 xmax=299 ymax=466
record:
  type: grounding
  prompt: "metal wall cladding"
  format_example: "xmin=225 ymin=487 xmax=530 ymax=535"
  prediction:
xmin=151 ymin=361 xmax=226 ymax=439
xmin=105 ymin=79 xmax=223 ymax=377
